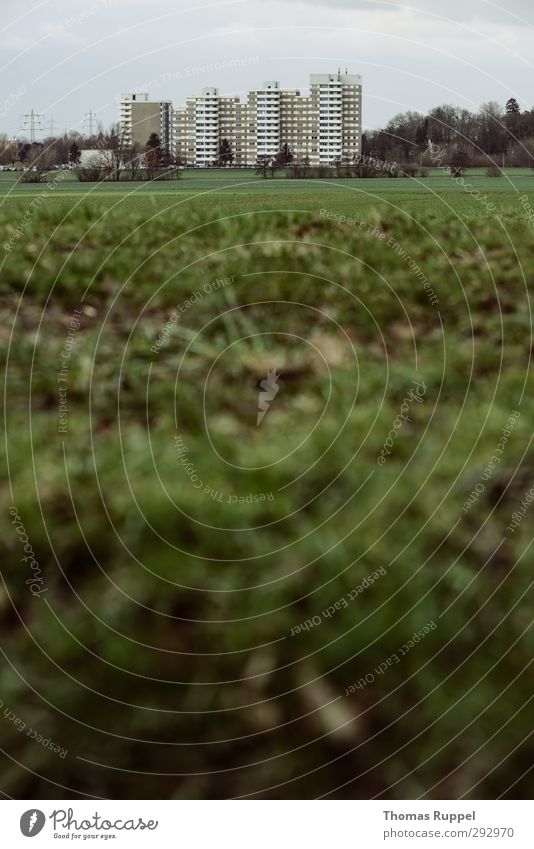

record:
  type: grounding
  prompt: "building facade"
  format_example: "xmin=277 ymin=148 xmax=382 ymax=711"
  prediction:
xmin=172 ymin=72 xmax=362 ymax=166
xmin=120 ymin=93 xmax=173 ymax=153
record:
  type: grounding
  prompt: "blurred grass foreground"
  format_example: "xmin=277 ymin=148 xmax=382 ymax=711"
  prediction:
xmin=1 ymin=195 xmax=534 ymax=799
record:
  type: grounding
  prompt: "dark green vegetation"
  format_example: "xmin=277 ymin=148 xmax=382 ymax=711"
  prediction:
xmin=1 ymin=174 xmax=534 ymax=799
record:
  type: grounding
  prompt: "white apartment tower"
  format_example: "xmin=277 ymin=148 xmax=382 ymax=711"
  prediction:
xmin=254 ymin=81 xmax=282 ymax=158
xmin=310 ymin=73 xmax=361 ymax=164
xmin=193 ymin=87 xmax=219 ymax=166
xmin=172 ymin=72 xmax=362 ymax=166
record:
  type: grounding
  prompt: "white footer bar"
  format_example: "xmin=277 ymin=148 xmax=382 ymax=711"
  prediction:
xmin=1 ymin=800 xmax=531 ymax=848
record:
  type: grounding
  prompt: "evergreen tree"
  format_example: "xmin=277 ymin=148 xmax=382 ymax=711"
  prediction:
xmin=146 ymin=133 xmax=161 ymax=150
xmin=276 ymin=142 xmax=293 ymax=165
xmin=218 ymin=138 xmax=234 ymax=166
xmin=505 ymin=98 xmax=522 ymax=143
xmin=69 ymin=142 xmax=81 ymax=165
xmin=415 ymin=122 xmax=428 ymax=150
xmin=18 ymin=142 xmax=31 ymax=163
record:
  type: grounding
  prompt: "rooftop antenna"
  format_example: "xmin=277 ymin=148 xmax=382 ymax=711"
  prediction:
xmin=19 ymin=109 xmax=45 ymax=143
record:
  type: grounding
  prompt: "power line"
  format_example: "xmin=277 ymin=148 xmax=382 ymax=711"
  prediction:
xmin=47 ymin=115 xmax=59 ymax=135
xmin=19 ymin=109 xmax=45 ymax=143
xmin=84 ymin=109 xmax=98 ymax=136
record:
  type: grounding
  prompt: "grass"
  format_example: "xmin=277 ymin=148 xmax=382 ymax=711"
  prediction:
xmin=1 ymin=174 xmax=534 ymax=799
xmin=0 ymin=167 xmax=533 ymax=221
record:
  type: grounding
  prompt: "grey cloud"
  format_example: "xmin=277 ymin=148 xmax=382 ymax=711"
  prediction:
xmin=300 ymin=0 xmax=534 ymax=24
xmin=0 ymin=0 xmax=532 ymax=138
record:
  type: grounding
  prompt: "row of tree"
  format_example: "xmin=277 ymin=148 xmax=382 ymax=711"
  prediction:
xmin=363 ymin=98 xmax=534 ymax=167
xmin=0 ymin=126 xmax=182 ymax=182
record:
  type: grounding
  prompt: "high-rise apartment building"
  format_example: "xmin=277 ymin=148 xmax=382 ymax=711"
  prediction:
xmin=120 ymin=93 xmax=173 ymax=153
xmin=310 ymin=73 xmax=362 ymax=164
xmin=174 ymin=87 xmax=227 ymax=167
xmin=172 ymin=72 xmax=362 ymax=166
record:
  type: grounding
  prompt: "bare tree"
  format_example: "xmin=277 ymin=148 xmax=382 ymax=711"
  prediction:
xmin=99 ymin=124 xmax=128 ymax=181
xmin=0 ymin=134 xmax=18 ymax=166
xmin=20 ymin=143 xmax=55 ymax=182
xmin=124 ymin=141 xmax=143 ymax=180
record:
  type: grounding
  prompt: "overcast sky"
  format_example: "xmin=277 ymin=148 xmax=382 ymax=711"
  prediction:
xmin=1 ymin=0 xmax=533 ymax=138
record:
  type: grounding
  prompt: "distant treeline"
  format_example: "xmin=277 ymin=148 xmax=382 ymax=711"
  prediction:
xmin=363 ymin=98 xmax=534 ymax=167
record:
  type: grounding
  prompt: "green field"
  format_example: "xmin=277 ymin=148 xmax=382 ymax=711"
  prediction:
xmin=1 ymin=172 xmax=534 ymax=799
xmin=1 ymin=168 xmax=533 ymax=220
